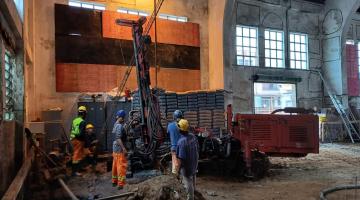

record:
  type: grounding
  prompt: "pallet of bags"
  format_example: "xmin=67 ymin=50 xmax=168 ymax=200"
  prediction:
xmin=212 ymin=109 xmax=225 ymax=128
xmin=187 ymin=92 xmax=199 ymax=111
xmin=166 ymin=92 xmax=178 ymax=113
xmin=206 ymin=92 xmax=216 ymax=110
xmin=177 ymin=94 xmax=188 ymax=112
xmin=184 ymin=111 xmax=198 ymax=128
xmin=197 ymin=92 xmax=208 ymax=110
xmin=198 ymin=110 xmax=212 ymax=128
xmin=215 ymin=90 xmax=225 ymax=109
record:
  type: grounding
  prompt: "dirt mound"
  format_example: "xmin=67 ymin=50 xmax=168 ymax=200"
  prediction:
xmin=127 ymin=175 xmax=206 ymax=200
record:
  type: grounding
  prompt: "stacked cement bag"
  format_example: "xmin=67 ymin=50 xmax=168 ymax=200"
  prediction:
xmin=187 ymin=92 xmax=199 ymax=111
xmin=177 ymin=94 xmax=188 ymax=111
xmin=213 ymin=109 xmax=225 ymax=128
xmin=184 ymin=111 xmax=198 ymax=127
xmin=131 ymin=89 xmax=227 ymax=130
xmin=199 ymin=110 xmax=212 ymax=128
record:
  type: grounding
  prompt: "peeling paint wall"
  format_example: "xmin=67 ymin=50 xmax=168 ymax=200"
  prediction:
xmin=223 ymin=0 xmax=324 ymax=113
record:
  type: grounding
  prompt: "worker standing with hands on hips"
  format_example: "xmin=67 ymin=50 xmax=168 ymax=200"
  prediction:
xmin=70 ymin=106 xmax=87 ymax=176
xmin=167 ymin=110 xmax=183 ymax=174
xmin=111 ymin=110 xmax=128 ymax=190
xmin=175 ymin=119 xmax=199 ymax=200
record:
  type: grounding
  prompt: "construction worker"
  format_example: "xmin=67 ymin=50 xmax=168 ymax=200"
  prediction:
xmin=175 ymin=119 xmax=199 ymax=200
xmin=70 ymin=106 xmax=87 ymax=176
xmin=84 ymin=123 xmax=98 ymax=170
xmin=111 ymin=110 xmax=128 ymax=190
xmin=167 ymin=110 xmax=183 ymax=174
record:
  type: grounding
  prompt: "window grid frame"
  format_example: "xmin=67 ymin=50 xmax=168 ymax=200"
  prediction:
xmin=236 ymin=25 xmax=259 ymax=67
xmin=159 ymin=14 xmax=188 ymax=22
xmin=264 ymin=29 xmax=285 ymax=68
xmin=289 ymin=32 xmax=309 ymax=70
xmin=117 ymin=8 xmax=149 ymax=16
xmin=69 ymin=0 xmax=106 ymax=10
xmin=4 ymin=50 xmax=15 ymax=121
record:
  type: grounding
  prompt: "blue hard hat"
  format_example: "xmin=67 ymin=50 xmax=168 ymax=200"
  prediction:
xmin=173 ymin=110 xmax=183 ymax=120
xmin=116 ymin=110 xmax=126 ymax=119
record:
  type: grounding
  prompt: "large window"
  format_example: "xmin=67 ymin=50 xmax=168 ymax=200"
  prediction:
xmin=236 ymin=26 xmax=258 ymax=66
xmin=265 ymin=29 xmax=284 ymax=68
xmin=159 ymin=14 xmax=188 ymax=22
xmin=290 ymin=33 xmax=308 ymax=69
xmin=254 ymin=83 xmax=296 ymax=114
xmin=4 ymin=51 xmax=15 ymax=120
xmin=117 ymin=8 xmax=148 ymax=16
xmin=69 ymin=1 xmax=106 ymax=10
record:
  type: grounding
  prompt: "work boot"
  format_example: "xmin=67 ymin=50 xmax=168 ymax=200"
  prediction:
xmin=72 ymin=172 xmax=83 ymax=176
xmin=72 ymin=163 xmax=82 ymax=176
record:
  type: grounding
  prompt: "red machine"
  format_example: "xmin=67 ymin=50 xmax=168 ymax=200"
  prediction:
xmin=225 ymin=105 xmax=319 ymax=177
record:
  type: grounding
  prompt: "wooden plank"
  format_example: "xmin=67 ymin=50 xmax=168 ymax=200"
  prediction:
xmin=56 ymin=63 xmax=201 ymax=92
xmin=55 ymin=35 xmax=200 ymax=69
xmin=55 ymin=4 xmax=102 ymax=38
xmin=102 ymin=10 xmax=200 ymax=47
xmin=2 ymin=150 xmax=33 ymax=200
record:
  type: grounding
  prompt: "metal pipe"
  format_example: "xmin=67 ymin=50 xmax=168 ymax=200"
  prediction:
xmin=225 ymin=141 xmax=231 ymax=158
xmin=95 ymin=192 xmax=135 ymax=200
xmin=58 ymin=178 xmax=79 ymax=200
xmin=154 ymin=0 xmax=158 ymax=87
xmin=320 ymin=184 xmax=360 ymax=200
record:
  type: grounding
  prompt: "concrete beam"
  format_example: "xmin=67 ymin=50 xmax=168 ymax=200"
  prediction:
xmin=0 ymin=0 xmax=23 ymax=41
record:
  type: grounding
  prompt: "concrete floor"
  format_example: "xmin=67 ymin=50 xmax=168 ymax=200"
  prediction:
xmin=30 ymin=143 xmax=360 ymax=200
xmin=196 ymin=143 xmax=360 ymax=200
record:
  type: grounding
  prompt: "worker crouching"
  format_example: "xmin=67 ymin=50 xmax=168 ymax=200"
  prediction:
xmin=175 ymin=119 xmax=199 ymax=200
xmin=70 ymin=106 xmax=87 ymax=176
xmin=111 ymin=110 xmax=128 ymax=190
xmin=84 ymin=123 xmax=98 ymax=171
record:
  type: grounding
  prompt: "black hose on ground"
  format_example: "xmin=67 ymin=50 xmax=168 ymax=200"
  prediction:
xmin=320 ymin=184 xmax=360 ymax=200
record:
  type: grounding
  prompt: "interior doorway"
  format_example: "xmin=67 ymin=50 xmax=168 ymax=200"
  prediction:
xmin=254 ymin=82 xmax=296 ymax=114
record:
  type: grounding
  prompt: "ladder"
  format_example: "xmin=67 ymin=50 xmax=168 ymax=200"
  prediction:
xmin=318 ymin=71 xmax=360 ymax=143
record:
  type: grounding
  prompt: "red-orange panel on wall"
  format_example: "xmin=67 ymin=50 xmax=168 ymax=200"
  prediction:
xmin=56 ymin=63 xmax=201 ymax=92
xmin=102 ymin=10 xmax=200 ymax=47
xmin=346 ymin=44 xmax=359 ymax=96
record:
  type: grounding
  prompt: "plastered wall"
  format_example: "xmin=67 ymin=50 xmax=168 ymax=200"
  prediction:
xmin=26 ymin=0 xmax=209 ymax=128
xmin=223 ymin=0 xmax=324 ymax=113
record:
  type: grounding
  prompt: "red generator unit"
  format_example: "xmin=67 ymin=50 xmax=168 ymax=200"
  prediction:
xmin=229 ymin=106 xmax=319 ymax=177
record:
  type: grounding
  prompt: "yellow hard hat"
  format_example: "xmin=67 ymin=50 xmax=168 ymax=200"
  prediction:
xmin=86 ymin=123 xmax=94 ymax=129
xmin=177 ymin=119 xmax=189 ymax=132
xmin=78 ymin=106 xmax=87 ymax=112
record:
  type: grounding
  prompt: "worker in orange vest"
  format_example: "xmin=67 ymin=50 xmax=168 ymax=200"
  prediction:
xmin=70 ymin=106 xmax=87 ymax=176
xmin=111 ymin=110 xmax=128 ymax=190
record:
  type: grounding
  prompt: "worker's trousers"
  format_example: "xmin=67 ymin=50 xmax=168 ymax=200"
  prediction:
xmin=71 ymin=139 xmax=84 ymax=164
xmin=112 ymin=152 xmax=127 ymax=186
xmin=182 ymin=173 xmax=196 ymax=200
xmin=171 ymin=151 xmax=178 ymax=174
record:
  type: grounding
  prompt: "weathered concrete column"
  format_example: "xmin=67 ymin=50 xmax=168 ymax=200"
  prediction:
xmin=322 ymin=0 xmax=360 ymax=107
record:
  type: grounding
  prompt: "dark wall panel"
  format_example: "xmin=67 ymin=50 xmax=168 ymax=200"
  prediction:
xmin=55 ymin=35 xmax=200 ymax=69
xmin=55 ymin=4 xmax=102 ymax=38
